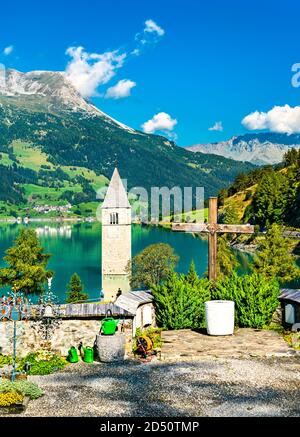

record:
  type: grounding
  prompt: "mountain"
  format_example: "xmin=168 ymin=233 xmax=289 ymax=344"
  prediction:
xmin=0 ymin=69 xmax=255 ymax=217
xmin=186 ymin=133 xmax=300 ymax=166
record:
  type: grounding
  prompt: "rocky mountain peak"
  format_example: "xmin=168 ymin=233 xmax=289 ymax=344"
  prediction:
xmin=186 ymin=133 xmax=300 ymax=165
xmin=0 ymin=69 xmax=136 ymax=133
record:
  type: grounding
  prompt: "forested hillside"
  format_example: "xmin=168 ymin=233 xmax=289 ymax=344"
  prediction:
xmin=218 ymin=149 xmax=300 ymax=228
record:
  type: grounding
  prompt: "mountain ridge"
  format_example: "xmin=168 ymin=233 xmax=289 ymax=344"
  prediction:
xmin=0 ymin=69 xmax=255 ymax=217
xmin=186 ymin=133 xmax=300 ymax=166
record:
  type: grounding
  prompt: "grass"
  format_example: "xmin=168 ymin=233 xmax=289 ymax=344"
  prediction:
xmin=23 ymin=182 xmax=82 ymax=202
xmin=12 ymin=140 xmax=54 ymax=171
xmin=0 ymin=153 xmax=14 ymax=166
xmin=161 ymin=208 xmax=209 ymax=227
xmin=0 ymin=201 xmax=22 ymax=219
xmin=219 ymin=186 xmax=257 ymax=221
xmin=0 ymin=142 xmax=109 ymax=219
xmin=70 ymin=201 xmax=100 ymax=216
xmin=61 ymin=166 xmax=108 ymax=190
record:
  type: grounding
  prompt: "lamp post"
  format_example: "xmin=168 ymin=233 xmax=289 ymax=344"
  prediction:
xmin=0 ymin=285 xmax=30 ymax=381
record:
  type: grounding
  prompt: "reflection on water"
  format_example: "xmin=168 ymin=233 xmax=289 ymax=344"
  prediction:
xmin=102 ymin=275 xmax=131 ymax=302
xmin=35 ymin=225 xmax=72 ymax=238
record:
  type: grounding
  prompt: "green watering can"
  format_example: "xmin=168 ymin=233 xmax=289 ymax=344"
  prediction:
xmin=67 ymin=346 xmax=79 ymax=363
xmin=83 ymin=346 xmax=94 ymax=363
xmin=100 ymin=310 xmax=120 ymax=335
xmin=78 ymin=342 xmax=94 ymax=363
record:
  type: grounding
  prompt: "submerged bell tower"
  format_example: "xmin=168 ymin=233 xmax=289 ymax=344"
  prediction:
xmin=101 ymin=168 xmax=131 ymax=301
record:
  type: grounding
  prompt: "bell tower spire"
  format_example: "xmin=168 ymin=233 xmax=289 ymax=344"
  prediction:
xmin=101 ymin=168 xmax=131 ymax=301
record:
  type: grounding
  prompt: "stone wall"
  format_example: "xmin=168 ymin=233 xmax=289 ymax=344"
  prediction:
xmin=0 ymin=319 xmax=133 ymax=357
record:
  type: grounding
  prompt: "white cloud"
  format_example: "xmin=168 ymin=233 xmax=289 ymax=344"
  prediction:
xmin=65 ymin=46 xmax=126 ymax=99
xmin=142 ymin=112 xmax=177 ymax=135
xmin=242 ymin=104 xmax=300 ymax=134
xmin=3 ymin=45 xmax=13 ymax=56
xmin=134 ymin=19 xmax=165 ymax=55
xmin=105 ymin=79 xmax=136 ymax=99
xmin=131 ymin=48 xmax=140 ymax=56
xmin=65 ymin=20 xmax=165 ymax=98
xmin=144 ymin=19 xmax=165 ymax=37
xmin=208 ymin=121 xmax=223 ymax=132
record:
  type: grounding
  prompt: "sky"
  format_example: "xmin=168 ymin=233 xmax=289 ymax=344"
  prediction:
xmin=1 ymin=0 xmax=300 ymax=146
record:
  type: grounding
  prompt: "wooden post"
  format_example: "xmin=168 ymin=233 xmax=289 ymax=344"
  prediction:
xmin=172 ymin=198 xmax=254 ymax=282
xmin=208 ymin=197 xmax=218 ymax=281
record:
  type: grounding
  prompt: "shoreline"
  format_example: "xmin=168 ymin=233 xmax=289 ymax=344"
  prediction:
xmin=0 ymin=217 xmax=96 ymax=224
xmin=230 ymin=242 xmax=258 ymax=254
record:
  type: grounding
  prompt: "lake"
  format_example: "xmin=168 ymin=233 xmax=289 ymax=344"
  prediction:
xmin=0 ymin=222 xmax=297 ymax=303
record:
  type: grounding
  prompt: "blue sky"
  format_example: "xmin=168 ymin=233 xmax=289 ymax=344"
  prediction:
xmin=1 ymin=0 xmax=300 ymax=145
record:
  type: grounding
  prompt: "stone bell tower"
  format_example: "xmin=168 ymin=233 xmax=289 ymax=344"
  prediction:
xmin=101 ymin=168 xmax=131 ymax=301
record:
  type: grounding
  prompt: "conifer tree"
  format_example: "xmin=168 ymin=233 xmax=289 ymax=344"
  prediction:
xmin=66 ymin=273 xmax=88 ymax=303
xmin=185 ymin=260 xmax=199 ymax=285
xmin=252 ymin=223 xmax=300 ymax=283
xmin=0 ymin=229 xmax=52 ymax=295
xmin=252 ymin=169 xmax=290 ymax=227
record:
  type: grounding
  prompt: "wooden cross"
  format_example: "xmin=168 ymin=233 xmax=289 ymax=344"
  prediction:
xmin=172 ymin=197 xmax=254 ymax=281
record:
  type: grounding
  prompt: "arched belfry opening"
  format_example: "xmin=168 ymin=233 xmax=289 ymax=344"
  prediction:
xmin=110 ymin=212 xmax=119 ymax=225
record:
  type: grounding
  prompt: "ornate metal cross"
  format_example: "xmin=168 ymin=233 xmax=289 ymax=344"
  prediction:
xmin=172 ymin=197 xmax=254 ymax=281
xmin=0 ymin=286 xmax=30 ymax=381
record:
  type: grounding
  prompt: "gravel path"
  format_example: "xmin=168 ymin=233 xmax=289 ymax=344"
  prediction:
xmin=5 ymin=356 xmax=300 ymax=417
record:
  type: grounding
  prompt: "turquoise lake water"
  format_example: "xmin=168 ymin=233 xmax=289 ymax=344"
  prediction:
xmin=0 ymin=222 xmax=298 ymax=303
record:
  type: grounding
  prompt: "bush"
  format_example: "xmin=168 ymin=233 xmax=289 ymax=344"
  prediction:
xmin=152 ymin=271 xmax=211 ymax=330
xmin=284 ymin=332 xmax=300 ymax=350
xmin=0 ymin=380 xmax=43 ymax=400
xmin=0 ymin=354 xmax=13 ymax=368
xmin=17 ymin=351 xmax=67 ymax=375
xmin=0 ymin=391 xmax=23 ymax=407
xmin=212 ymin=273 xmax=280 ymax=329
xmin=152 ymin=264 xmax=279 ymax=330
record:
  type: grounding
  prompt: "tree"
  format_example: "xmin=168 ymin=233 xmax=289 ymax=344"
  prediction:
xmin=216 ymin=235 xmax=239 ymax=278
xmin=283 ymin=148 xmax=300 ymax=167
xmin=252 ymin=169 xmax=290 ymax=227
xmin=127 ymin=243 xmax=179 ymax=289
xmin=285 ymin=156 xmax=300 ymax=227
xmin=252 ymin=223 xmax=300 ymax=283
xmin=289 ymin=185 xmax=300 ymax=227
xmin=66 ymin=273 xmax=88 ymax=303
xmin=223 ymin=204 xmax=240 ymax=225
xmin=218 ymin=188 xmax=228 ymax=207
xmin=0 ymin=229 xmax=52 ymax=296
xmin=185 ymin=260 xmax=199 ymax=286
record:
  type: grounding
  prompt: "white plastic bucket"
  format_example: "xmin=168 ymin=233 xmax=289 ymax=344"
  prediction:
xmin=205 ymin=300 xmax=235 ymax=336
